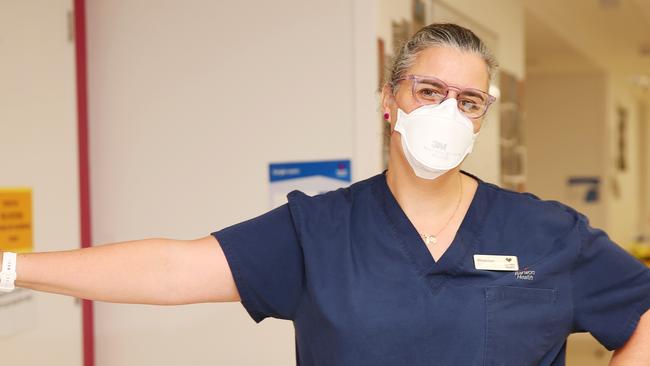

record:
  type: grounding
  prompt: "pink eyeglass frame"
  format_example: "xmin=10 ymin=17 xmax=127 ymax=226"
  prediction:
xmin=395 ymin=74 xmax=497 ymax=118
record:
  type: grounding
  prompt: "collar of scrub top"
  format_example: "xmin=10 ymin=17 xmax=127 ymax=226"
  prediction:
xmin=375 ymin=170 xmax=490 ymax=289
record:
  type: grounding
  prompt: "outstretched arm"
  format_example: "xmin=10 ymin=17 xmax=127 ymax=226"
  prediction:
xmin=4 ymin=235 xmax=239 ymax=305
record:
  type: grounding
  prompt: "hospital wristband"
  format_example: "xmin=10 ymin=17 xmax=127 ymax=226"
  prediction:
xmin=0 ymin=252 xmax=17 ymax=292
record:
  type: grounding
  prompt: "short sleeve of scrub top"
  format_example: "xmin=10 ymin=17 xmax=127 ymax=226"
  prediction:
xmin=571 ymin=213 xmax=650 ymax=349
xmin=211 ymin=171 xmax=650 ymax=366
xmin=212 ymin=203 xmax=304 ymax=323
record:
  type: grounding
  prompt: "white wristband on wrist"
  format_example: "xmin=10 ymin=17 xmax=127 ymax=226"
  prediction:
xmin=0 ymin=252 xmax=17 ymax=292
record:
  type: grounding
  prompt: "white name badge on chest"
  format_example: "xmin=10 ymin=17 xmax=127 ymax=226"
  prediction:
xmin=473 ymin=254 xmax=519 ymax=271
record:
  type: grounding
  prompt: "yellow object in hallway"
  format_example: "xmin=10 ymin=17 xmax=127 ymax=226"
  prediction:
xmin=628 ymin=236 xmax=650 ymax=267
xmin=0 ymin=188 xmax=32 ymax=253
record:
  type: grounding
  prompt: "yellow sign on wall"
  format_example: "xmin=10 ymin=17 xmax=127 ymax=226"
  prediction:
xmin=0 ymin=188 xmax=33 ymax=253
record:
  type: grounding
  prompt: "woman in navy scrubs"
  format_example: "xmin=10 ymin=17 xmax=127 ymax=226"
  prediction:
xmin=5 ymin=23 xmax=650 ymax=365
xmin=211 ymin=24 xmax=650 ymax=365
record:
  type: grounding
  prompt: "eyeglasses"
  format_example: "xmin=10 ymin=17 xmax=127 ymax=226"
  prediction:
xmin=395 ymin=75 xmax=496 ymax=119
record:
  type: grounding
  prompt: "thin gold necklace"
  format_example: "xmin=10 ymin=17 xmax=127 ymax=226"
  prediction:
xmin=420 ymin=174 xmax=463 ymax=246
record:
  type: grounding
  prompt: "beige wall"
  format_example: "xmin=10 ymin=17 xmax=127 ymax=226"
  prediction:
xmin=524 ymin=72 xmax=607 ymax=229
xmin=87 ymin=0 xmax=377 ymax=365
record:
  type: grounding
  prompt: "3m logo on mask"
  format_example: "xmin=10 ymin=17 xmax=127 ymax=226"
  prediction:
xmin=430 ymin=140 xmax=447 ymax=151
xmin=424 ymin=140 xmax=450 ymax=158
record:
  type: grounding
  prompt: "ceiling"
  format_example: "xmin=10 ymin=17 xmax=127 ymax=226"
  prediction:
xmin=524 ymin=0 xmax=650 ymax=78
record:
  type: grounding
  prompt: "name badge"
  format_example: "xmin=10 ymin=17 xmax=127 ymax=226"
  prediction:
xmin=473 ymin=254 xmax=519 ymax=271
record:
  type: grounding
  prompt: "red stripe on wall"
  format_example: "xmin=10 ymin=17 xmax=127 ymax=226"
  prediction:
xmin=73 ymin=0 xmax=95 ymax=366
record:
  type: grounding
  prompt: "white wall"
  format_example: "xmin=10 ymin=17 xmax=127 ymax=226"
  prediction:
xmin=86 ymin=1 xmax=377 ymax=365
xmin=0 ymin=0 xmax=83 ymax=364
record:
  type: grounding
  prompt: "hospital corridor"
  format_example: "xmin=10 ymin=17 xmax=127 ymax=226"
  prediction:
xmin=1 ymin=0 xmax=649 ymax=365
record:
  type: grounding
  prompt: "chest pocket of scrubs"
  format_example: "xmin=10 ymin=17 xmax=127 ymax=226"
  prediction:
xmin=484 ymin=286 xmax=559 ymax=366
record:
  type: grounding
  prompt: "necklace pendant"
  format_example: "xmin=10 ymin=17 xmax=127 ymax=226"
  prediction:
xmin=423 ymin=234 xmax=437 ymax=245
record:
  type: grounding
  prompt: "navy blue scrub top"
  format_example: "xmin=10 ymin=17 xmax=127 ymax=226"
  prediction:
xmin=212 ymin=171 xmax=650 ymax=366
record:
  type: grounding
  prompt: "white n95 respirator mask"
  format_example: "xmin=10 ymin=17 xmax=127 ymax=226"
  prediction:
xmin=394 ymin=98 xmax=479 ymax=180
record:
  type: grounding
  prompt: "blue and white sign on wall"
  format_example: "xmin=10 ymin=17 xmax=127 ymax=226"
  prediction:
xmin=269 ymin=160 xmax=351 ymax=208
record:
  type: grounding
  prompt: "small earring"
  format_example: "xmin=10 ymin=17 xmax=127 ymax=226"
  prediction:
xmin=383 ymin=112 xmax=390 ymax=120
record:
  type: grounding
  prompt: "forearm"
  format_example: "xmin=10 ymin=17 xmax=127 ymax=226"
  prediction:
xmin=13 ymin=238 xmax=187 ymax=305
